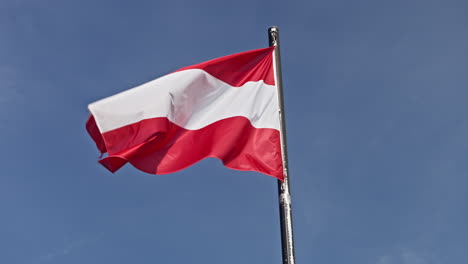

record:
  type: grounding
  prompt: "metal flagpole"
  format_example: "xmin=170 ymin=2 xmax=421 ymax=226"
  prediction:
xmin=268 ymin=26 xmax=296 ymax=264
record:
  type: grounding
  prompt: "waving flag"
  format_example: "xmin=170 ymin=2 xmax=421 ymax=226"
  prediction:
xmin=86 ymin=47 xmax=283 ymax=180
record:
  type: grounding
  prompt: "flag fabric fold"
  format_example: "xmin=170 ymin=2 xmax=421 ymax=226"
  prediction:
xmin=86 ymin=47 xmax=284 ymax=180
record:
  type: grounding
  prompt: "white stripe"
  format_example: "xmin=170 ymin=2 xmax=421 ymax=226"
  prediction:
xmin=89 ymin=69 xmax=280 ymax=133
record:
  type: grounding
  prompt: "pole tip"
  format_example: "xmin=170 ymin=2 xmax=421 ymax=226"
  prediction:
xmin=268 ymin=26 xmax=279 ymax=33
xmin=268 ymin=26 xmax=279 ymax=47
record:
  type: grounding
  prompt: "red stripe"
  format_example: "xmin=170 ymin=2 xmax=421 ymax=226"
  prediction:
xmin=88 ymin=116 xmax=283 ymax=180
xmin=86 ymin=115 xmax=107 ymax=154
xmin=176 ymin=47 xmax=275 ymax=87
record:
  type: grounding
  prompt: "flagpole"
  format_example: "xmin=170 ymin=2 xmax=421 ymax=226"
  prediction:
xmin=268 ymin=26 xmax=296 ymax=264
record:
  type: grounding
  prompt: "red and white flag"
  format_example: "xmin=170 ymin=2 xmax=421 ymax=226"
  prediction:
xmin=86 ymin=47 xmax=283 ymax=180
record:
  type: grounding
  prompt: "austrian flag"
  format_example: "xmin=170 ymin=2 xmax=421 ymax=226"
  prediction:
xmin=86 ymin=47 xmax=284 ymax=180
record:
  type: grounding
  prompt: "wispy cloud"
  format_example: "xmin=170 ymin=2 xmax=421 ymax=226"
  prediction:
xmin=376 ymin=249 xmax=436 ymax=264
xmin=376 ymin=255 xmax=392 ymax=264
xmin=32 ymin=232 xmax=104 ymax=264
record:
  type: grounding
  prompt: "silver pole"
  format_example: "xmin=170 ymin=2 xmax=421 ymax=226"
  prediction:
xmin=268 ymin=26 xmax=296 ymax=264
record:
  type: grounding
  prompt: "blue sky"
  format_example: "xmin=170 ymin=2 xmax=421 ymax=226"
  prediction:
xmin=1 ymin=0 xmax=467 ymax=263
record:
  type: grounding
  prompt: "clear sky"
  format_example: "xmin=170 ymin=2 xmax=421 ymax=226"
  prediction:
xmin=1 ymin=0 xmax=467 ymax=263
